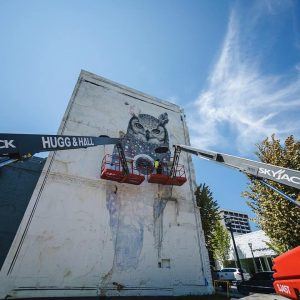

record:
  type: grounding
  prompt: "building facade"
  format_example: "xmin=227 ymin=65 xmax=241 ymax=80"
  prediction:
xmin=227 ymin=230 xmax=276 ymax=274
xmin=220 ymin=209 xmax=251 ymax=235
xmin=0 ymin=71 xmax=213 ymax=298
xmin=0 ymin=157 xmax=45 ymax=269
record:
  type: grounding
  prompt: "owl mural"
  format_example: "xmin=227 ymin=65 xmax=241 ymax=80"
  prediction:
xmin=112 ymin=112 xmax=171 ymax=175
xmin=107 ymin=112 xmax=171 ymax=271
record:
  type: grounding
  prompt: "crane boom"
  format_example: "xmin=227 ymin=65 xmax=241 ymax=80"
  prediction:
xmin=0 ymin=133 xmax=120 ymax=160
xmin=175 ymin=144 xmax=300 ymax=190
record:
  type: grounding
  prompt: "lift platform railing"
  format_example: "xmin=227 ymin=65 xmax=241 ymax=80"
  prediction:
xmin=142 ymin=160 xmax=186 ymax=177
xmin=147 ymin=159 xmax=187 ymax=186
xmin=100 ymin=154 xmax=146 ymax=185
xmin=170 ymin=163 xmax=186 ymax=179
xmin=101 ymin=154 xmax=122 ymax=173
xmin=100 ymin=155 xmax=187 ymax=186
xmin=101 ymin=154 xmax=148 ymax=175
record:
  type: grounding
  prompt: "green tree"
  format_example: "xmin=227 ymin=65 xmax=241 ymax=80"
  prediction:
xmin=243 ymin=135 xmax=300 ymax=253
xmin=195 ymin=183 xmax=221 ymax=259
xmin=211 ymin=220 xmax=231 ymax=266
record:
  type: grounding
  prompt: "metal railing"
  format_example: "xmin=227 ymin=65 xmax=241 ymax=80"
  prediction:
xmin=213 ymin=280 xmax=230 ymax=298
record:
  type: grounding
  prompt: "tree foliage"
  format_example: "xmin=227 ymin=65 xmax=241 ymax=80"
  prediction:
xmin=243 ymin=135 xmax=300 ymax=253
xmin=195 ymin=183 xmax=221 ymax=257
xmin=211 ymin=220 xmax=231 ymax=266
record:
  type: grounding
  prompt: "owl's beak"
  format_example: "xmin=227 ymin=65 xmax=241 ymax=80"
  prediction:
xmin=145 ymin=130 xmax=150 ymax=141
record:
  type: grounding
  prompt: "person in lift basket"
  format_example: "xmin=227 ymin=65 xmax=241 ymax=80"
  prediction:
xmin=154 ymin=159 xmax=163 ymax=174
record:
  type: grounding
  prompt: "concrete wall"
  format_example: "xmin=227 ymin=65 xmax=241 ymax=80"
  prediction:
xmin=0 ymin=70 xmax=213 ymax=298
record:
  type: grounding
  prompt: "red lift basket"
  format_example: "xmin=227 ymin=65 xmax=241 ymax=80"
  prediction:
xmin=101 ymin=155 xmax=187 ymax=186
xmin=148 ymin=162 xmax=187 ymax=186
xmin=273 ymin=246 xmax=300 ymax=300
xmin=100 ymin=154 xmax=145 ymax=185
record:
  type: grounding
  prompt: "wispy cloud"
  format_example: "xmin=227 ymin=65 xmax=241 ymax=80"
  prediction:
xmin=188 ymin=1 xmax=300 ymax=154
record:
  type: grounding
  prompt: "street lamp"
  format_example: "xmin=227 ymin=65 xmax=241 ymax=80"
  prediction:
xmin=225 ymin=218 xmax=245 ymax=282
xmin=248 ymin=243 xmax=258 ymax=273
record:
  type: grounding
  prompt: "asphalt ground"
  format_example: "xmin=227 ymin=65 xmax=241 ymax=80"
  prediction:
xmin=232 ymin=293 xmax=288 ymax=300
xmin=12 ymin=295 xmax=288 ymax=300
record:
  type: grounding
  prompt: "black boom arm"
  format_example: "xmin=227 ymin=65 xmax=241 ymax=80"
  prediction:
xmin=0 ymin=133 xmax=120 ymax=159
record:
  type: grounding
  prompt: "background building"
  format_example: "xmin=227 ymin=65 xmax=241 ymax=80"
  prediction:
xmin=0 ymin=71 xmax=213 ymax=298
xmin=0 ymin=157 xmax=45 ymax=269
xmin=217 ymin=209 xmax=276 ymax=273
xmin=220 ymin=209 xmax=251 ymax=235
xmin=227 ymin=230 xmax=276 ymax=274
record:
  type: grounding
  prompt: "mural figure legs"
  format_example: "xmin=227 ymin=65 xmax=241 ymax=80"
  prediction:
xmin=106 ymin=185 xmax=144 ymax=272
xmin=153 ymin=185 xmax=174 ymax=260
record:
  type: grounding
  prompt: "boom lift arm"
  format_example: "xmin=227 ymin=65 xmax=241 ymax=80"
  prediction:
xmin=1 ymin=133 xmax=299 ymax=207
xmin=173 ymin=144 xmax=300 ymax=207
xmin=0 ymin=133 xmax=121 ymax=167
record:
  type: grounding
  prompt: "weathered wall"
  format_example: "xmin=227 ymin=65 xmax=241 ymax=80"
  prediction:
xmin=0 ymin=70 xmax=213 ymax=298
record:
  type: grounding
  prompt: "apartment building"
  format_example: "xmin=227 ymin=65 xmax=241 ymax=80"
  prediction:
xmin=220 ymin=209 xmax=251 ymax=235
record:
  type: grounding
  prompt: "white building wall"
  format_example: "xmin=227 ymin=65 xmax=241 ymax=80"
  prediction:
xmin=0 ymin=70 xmax=213 ymax=298
xmin=229 ymin=230 xmax=276 ymax=260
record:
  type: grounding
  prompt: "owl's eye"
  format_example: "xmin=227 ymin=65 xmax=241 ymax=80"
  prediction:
xmin=152 ymin=129 xmax=160 ymax=135
xmin=135 ymin=122 xmax=144 ymax=129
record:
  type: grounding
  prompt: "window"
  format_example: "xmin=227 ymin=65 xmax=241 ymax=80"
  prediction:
xmin=159 ymin=259 xmax=171 ymax=269
xmin=221 ymin=268 xmax=237 ymax=272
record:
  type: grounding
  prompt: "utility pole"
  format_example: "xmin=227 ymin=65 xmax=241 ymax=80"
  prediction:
xmin=248 ymin=243 xmax=258 ymax=273
xmin=225 ymin=218 xmax=245 ymax=281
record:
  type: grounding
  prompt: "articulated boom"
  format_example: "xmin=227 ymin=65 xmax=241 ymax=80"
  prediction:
xmin=0 ymin=133 xmax=120 ymax=168
xmin=174 ymin=144 xmax=300 ymax=207
xmin=175 ymin=145 xmax=300 ymax=189
xmin=1 ymin=133 xmax=299 ymax=204
xmin=0 ymin=133 xmax=120 ymax=159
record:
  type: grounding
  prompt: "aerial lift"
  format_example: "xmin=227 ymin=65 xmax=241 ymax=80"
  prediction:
xmin=0 ymin=133 xmax=299 ymax=203
xmin=1 ymin=133 xmax=300 ymax=299
xmin=169 ymin=144 xmax=300 ymax=206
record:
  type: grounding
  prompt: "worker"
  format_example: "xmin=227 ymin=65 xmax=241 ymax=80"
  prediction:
xmin=154 ymin=159 xmax=159 ymax=172
xmin=154 ymin=159 xmax=162 ymax=174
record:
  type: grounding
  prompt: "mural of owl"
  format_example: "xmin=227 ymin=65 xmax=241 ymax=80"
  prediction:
xmin=112 ymin=112 xmax=171 ymax=174
xmin=127 ymin=113 xmax=169 ymax=144
xmin=108 ymin=112 xmax=172 ymax=271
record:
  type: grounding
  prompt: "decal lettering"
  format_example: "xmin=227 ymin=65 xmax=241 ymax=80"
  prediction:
xmin=259 ymin=167 xmax=300 ymax=186
xmin=0 ymin=139 xmax=16 ymax=149
xmin=281 ymin=173 xmax=289 ymax=181
xmin=78 ymin=137 xmax=83 ymax=146
xmin=41 ymin=136 xmax=94 ymax=149
xmin=72 ymin=137 xmax=78 ymax=146
xmin=42 ymin=136 xmax=51 ymax=149
xmin=290 ymin=176 xmax=300 ymax=184
xmin=57 ymin=137 xmax=64 ymax=147
xmin=277 ymin=283 xmax=291 ymax=295
xmin=65 ymin=137 xmax=71 ymax=147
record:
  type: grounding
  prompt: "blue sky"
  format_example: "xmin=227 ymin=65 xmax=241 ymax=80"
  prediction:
xmin=1 ymin=0 xmax=300 ymax=229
